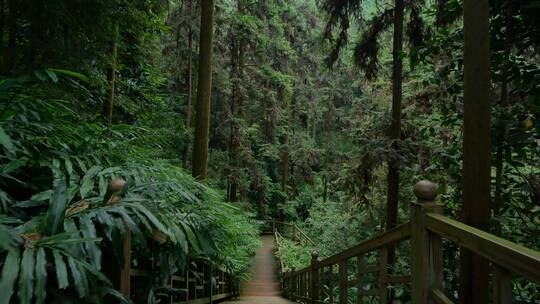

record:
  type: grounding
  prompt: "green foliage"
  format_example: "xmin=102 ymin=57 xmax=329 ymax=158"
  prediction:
xmin=0 ymin=70 xmax=259 ymax=302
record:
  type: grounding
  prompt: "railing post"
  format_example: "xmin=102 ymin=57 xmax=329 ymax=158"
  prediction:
xmin=291 ymin=267 xmax=297 ymax=301
xmin=338 ymin=260 xmax=348 ymax=304
xmin=310 ymin=251 xmax=319 ymax=303
xmin=120 ymin=226 xmax=131 ymax=297
xmin=411 ymin=180 xmax=443 ymax=304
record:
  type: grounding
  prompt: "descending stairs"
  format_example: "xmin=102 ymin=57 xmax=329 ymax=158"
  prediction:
xmin=222 ymin=235 xmax=294 ymax=304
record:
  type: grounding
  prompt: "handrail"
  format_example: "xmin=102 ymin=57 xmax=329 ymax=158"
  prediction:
xmin=317 ymin=223 xmax=410 ymax=268
xmin=293 ymin=223 xmax=316 ymax=246
xmin=425 ymin=213 xmax=540 ymax=284
xmin=278 ymin=180 xmax=540 ymax=304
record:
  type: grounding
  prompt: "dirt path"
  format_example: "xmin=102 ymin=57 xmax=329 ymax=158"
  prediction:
xmin=221 ymin=235 xmax=294 ymax=304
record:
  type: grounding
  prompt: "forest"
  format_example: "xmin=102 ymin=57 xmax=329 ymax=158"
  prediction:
xmin=0 ymin=0 xmax=539 ymax=303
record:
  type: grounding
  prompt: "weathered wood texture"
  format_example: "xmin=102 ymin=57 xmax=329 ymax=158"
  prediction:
xmin=118 ymin=228 xmax=237 ymax=304
xmin=277 ymin=180 xmax=540 ymax=304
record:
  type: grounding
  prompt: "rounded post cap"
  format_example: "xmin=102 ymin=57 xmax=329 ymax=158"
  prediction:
xmin=413 ymin=180 xmax=438 ymax=201
xmin=311 ymin=250 xmax=319 ymax=259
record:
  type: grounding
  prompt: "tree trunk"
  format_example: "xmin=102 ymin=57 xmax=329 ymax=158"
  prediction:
xmin=459 ymin=0 xmax=491 ymax=303
xmin=258 ymin=187 xmax=265 ymax=220
xmin=323 ymin=174 xmax=328 ymax=203
xmin=29 ymin=0 xmax=45 ymax=68
xmin=103 ymin=23 xmax=119 ymax=127
xmin=385 ymin=0 xmax=404 ymax=279
xmin=494 ymin=5 xmax=511 ymax=235
xmin=0 ymin=0 xmax=5 ymax=57
xmin=282 ymin=89 xmax=291 ymax=199
xmin=3 ymin=0 xmax=16 ymax=73
xmin=192 ymin=0 xmax=215 ymax=180
xmin=182 ymin=0 xmax=194 ymax=168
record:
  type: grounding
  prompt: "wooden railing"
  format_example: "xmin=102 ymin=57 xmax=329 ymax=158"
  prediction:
xmin=280 ymin=180 xmax=540 ymax=303
xmin=115 ymin=230 xmax=238 ymax=303
xmin=268 ymin=219 xmax=316 ymax=246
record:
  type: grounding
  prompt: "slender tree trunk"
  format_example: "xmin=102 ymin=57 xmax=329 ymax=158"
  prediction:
xmin=0 ymin=0 xmax=5 ymax=57
xmin=103 ymin=23 xmax=119 ymax=127
xmin=385 ymin=0 xmax=404 ymax=280
xmin=312 ymin=108 xmax=317 ymax=142
xmin=282 ymin=89 xmax=291 ymax=199
xmin=459 ymin=0 xmax=491 ymax=303
xmin=227 ymin=1 xmax=246 ymax=202
xmin=3 ymin=0 xmax=16 ymax=73
xmin=182 ymin=0 xmax=194 ymax=168
xmin=29 ymin=0 xmax=45 ymax=68
xmin=192 ymin=0 xmax=215 ymax=180
xmin=323 ymin=174 xmax=328 ymax=203
xmin=258 ymin=187 xmax=265 ymax=220
xmin=494 ymin=5 xmax=511 ymax=235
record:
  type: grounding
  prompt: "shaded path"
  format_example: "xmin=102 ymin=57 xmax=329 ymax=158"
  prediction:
xmin=222 ymin=235 xmax=294 ymax=304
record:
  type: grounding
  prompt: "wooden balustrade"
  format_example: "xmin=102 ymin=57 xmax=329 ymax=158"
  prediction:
xmin=278 ymin=180 xmax=540 ymax=303
xmin=114 ymin=229 xmax=238 ymax=303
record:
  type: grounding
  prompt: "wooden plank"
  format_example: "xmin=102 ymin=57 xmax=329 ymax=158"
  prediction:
xmin=430 ymin=288 xmax=454 ymax=304
xmin=383 ymin=275 xmax=411 ymax=284
xmin=493 ymin=265 xmax=512 ymax=304
xmin=378 ymin=247 xmax=388 ymax=303
xmin=425 ymin=213 xmax=540 ymax=284
xmin=120 ymin=227 xmax=131 ymax=296
xmin=318 ymin=223 xmax=410 ymax=268
xmin=339 ymin=260 xmax=348 ymax=304
xmin=173 ymin=292 xmax=233 ymax=304
xmin=356 ymin=255 xmax=364 ymax=304
xmin=130 ymin=268 xmax=150 ymax=277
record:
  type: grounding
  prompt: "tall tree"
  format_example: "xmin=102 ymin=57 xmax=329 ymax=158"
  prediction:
xmin=102 ymin=23 xmax=119 ymax=127
xmin=386 ymin=0 xmax=404 ymax=265
xmin=3 ymin=0 xmax=16 ymax=73
xmin=460 ymin=0 xmax=491 ymax=302
xmin=182 ymin=0 xmax=194 ymax=168
xmin=192 ymin=0 xmax=215 ymax=180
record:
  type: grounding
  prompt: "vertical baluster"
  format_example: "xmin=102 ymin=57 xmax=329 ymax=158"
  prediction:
xmin=291 ymin=267 xmax=298 ymax=301
xmin=339 ymin=260 xmax=348 ymax=304
xmin=356 ymin=254 xmax=364 ymax=304
xmin=411 ymin=181 xmax=443 ymax=304
xmin=378 ymin=247 xmax=388 ymax=303
xmin=327 ymin=266 xmax=335 ymax=304
xmin=493 ymin=265 xmax=512 ymax=304
xmin=120 ymin=227 xmax=131 ymax=297
xmin=310 ymin=251 xmax=320 ymax=304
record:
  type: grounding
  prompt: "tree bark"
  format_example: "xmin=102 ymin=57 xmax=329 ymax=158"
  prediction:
xmin=182 ymin=0 xmax=194 ymax=168
xmin=103 ymin=23 xmax=119 ymax=127
xmin=29 ymin=0 xmax=45 ymax=68
xmin=192 ymin=0 xmax=215 ymax=180
xmin=385 ymin=0 xmax=404 ymax=278
xmin=494 ymin=5 xmax=512 ymax=235
xmin=0 ymin=0 xmax=5 ymax=57
xmin=460 ymin=0 xmax=491 ymax=303
xmin=282 ymin=89 xmax=291 ymax=199
xmin=3 ymin=0 xmax=16 ymax=74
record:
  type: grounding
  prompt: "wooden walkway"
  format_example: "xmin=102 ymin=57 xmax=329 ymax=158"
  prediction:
xmin=222 ymin=235 xmax=294 ymax=304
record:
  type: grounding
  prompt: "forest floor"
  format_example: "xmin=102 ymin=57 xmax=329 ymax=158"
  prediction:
xmin=222 ymin=235 xmax=294 ymax=304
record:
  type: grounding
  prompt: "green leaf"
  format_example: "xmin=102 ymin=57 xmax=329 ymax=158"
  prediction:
xmin=0 ymin=126 xmax=16 ymax=156
xmin=18 ymin=248 xmax=35 ymax=304
xmin=49 ymin=68 xmax=89 ymax=82
xmin=0 ymin=249 xmax=20 ymax=304
xmin=79 ymin=214 xmax=101 ymax=270
xmin=35 ymin=248 xmax=47 ymax=304
xmin=46 ymin=178 xmax=68 ymax=235
xmin=80 ymin=166 xmax=102 ymax=198
xmin=68 ymin=257 xmax=88 ymax=298
xmin=45 ymin=69 xmax=59 ymax=83
xmin=53 ymin=250 xmax=69 ymax=289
